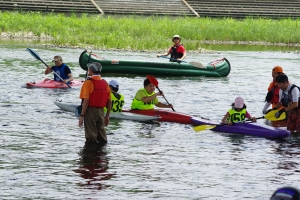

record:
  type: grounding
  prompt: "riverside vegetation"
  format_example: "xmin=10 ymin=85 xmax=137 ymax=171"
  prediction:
xmin=0 ymin=11 xmax=300 ymax=52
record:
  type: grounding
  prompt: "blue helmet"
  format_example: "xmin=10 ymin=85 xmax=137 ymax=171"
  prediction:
xmin=271 ymin=187 xmax=300 ymax=200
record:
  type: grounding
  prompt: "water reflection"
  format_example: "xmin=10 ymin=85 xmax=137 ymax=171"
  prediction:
xmin=74 ymin=142 xmax=115 ymax=190
xmin=275 ymin=135 xmax=300 ymax=171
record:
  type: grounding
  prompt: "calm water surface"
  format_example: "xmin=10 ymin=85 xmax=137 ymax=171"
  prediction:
xmin=0 ymin=42 xmax=300 ymax=199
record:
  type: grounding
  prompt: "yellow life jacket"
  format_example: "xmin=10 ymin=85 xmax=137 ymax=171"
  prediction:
xmin=227 ymin=108 xmax=247 ymax=122
xmin=131 ymin=88 xmax=155 ymax=110
xmin=104 ymin=92 xmax=124 ymax=113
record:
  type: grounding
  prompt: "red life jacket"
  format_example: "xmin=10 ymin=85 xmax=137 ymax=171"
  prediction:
xmin=271 ymin=83 xmax=280 ymax=104
xmin=266 ymin=82 xmax=280 ymax=104
xmin=89 ymin=79 xmax=110 ymax=108
xmin=170 ymin=44 xmax=184 ymax=60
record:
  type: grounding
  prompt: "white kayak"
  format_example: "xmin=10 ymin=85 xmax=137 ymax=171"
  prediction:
xmin=54 ymin=101 xmax=161 ymax=122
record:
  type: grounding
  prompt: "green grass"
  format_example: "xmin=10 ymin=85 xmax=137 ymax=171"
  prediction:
xmin=0 ymin=11 xmax=300 ymax=51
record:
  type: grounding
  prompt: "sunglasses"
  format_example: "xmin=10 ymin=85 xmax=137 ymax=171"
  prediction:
xmin=173 ymin=37 xmax=180 ymax=40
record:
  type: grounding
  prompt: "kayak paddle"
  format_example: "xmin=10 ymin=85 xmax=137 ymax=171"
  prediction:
xmin=264 ymin=109 xmax=286 ymax=121
xmin=85 ymin=50 xmax=92 ymax=80
xmin=193 ymin=117 xmax=265 ymax=132
xmin=26 ymin=48 xmax=71 ymax=88
xmin=158 ymin=56 xmax=204 ymax=68
xmin=146 ymin=75 xmax=175 ymax=111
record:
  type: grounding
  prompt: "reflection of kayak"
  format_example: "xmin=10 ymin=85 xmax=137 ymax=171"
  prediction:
xmin=54 ymin=101 xmax=161 ymax=122
xmin=23 ymin=79 xmax=84 ymax=88
xmin=192 ymin=117 xmax=290 ymax=139
xmin=79 ymin=50 xmax=231 ymax=77
xmin=123 ymin=109 xmax=194 ymax=124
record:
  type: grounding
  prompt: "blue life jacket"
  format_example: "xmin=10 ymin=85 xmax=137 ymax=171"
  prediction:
xmin=52 ymin=64 xmax=70 ymax=83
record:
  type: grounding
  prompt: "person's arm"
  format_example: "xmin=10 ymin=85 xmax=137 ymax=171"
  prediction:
xmin=262 ymin=102 xmax=272 ymax=114
xmin=246 ymin=111 xmax=256 ymax=122
xmin=274 ymin=102 xmax=282 ymax=110
xmin=141 ymin=92 xmax=161 ymax=103
xmin=177 ymin=51 xmax=187 ymax=61
xmin=64 ymin=73 xmax=74 ymax=83
xmin=104 ymin=99 xmax=112 ymax=126
xmin=221 ymin=112 xmax=231 ymax=125
xmin=285 ymin=87 xmax=300 ymax=111
xmin=157 ymin=52 xmax=170 ymax=58
xmin=285 ymin=102 xmax=298 ymax=111
xmin=45 ymin=66 xmax=52 ymax=74
xmin=64 ymin=65 xmax=74 ymax=83
xmin=157 ymin=47 xmax=172 ymax=57
xmin=78 ymin=98 xmax=89 ymax=127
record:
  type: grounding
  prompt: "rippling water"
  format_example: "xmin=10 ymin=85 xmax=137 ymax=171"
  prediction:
xmin=1 ymin=42 xmax=300 ymax=199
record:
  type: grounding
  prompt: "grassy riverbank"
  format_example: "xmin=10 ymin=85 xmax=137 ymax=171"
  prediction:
xmin=0 ymin=11 xmax=300 ymax=52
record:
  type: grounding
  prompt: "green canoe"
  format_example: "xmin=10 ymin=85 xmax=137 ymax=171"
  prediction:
xmin=79 ymin=50 xmax=231 ymax=77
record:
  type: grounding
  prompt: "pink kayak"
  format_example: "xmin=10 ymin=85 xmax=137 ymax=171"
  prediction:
xmin=24 ymin=79 xmax=84 ymax=88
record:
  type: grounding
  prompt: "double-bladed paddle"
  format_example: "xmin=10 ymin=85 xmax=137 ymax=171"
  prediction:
xmin=264 ymin=109 xmax=287 ymax=121
xmin=193 ymin=117 xmax=265 ymax=132
xmin=158 ymin=56 xmax=204 ymax=68
xmin=26 ymin=48 xmax=71 ymax=88
xmin=84 ymin=50 xmax=92 ymax=80
xmin=146 ymin=75 xmax=175 ymax=111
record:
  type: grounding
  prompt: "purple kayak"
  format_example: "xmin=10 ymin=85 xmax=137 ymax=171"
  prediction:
xmin=191 ymin=117 xmax=290 ymax=139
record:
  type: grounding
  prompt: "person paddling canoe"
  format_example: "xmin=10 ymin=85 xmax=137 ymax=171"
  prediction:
xmin=221 ymin=97 xmax=256 ymax=125
xmin=262 ymin=66 xmax=285 ymax=114
xmin=157 ymin=35 xmax=187 ymax=62
xmin=131 ymin=78 xmax=173 ymax=110
xmin=45 ymin=55 xmax=73 ymax=83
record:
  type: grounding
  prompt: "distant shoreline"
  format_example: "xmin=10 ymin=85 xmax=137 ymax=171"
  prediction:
xmin=1 ymin=32 xmax=299 ymax=54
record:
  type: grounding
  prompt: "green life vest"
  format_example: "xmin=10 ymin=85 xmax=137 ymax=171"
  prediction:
xmin=131 ymin=88 xmax=155 ymax=110
xmin=104 ymin=92 xmax=125 ymax=113
xmin=227 ymin=108 xmax=247 ymax=122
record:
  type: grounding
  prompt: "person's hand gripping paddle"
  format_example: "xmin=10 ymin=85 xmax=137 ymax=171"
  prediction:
xmin=146 ymin=75 xmax=175 ymax=111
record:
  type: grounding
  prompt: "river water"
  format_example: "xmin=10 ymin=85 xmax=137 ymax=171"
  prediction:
xmin=0 ymin=41 xmax=300 ymax=199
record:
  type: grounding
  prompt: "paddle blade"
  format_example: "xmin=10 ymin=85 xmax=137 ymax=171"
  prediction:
xmin=193 ymin=125 xmax=216 ymax=132
xmin=265 ymin=110 xmax=286 ymax=121
xmin=26 ymin=48 xmax=41 ymax=61
xmin=190 ymin=62 xmax=204 ymax=68
xmin=146 ymin=75 xmax=158 ymax=86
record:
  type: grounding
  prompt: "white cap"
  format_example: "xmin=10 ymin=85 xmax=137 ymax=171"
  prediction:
xmin=234 ymin=97 xmax=244 ymax=108
xmin=109 ymin=79 xmax=119 ymax=88
xmin=173 ymin=35 xmax=180 ymax=38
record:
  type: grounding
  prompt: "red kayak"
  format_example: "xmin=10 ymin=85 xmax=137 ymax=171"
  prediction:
xmin=123 ymin=109 xmax=194 ymax=124
xmin=24 ymin=79 xmax=84 ymax=88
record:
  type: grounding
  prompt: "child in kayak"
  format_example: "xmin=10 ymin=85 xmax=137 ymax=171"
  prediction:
xmin=221 ymin=97 xmax=257 ymax=125
xmin=106 ymin=79 xmax=124 ymax=113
